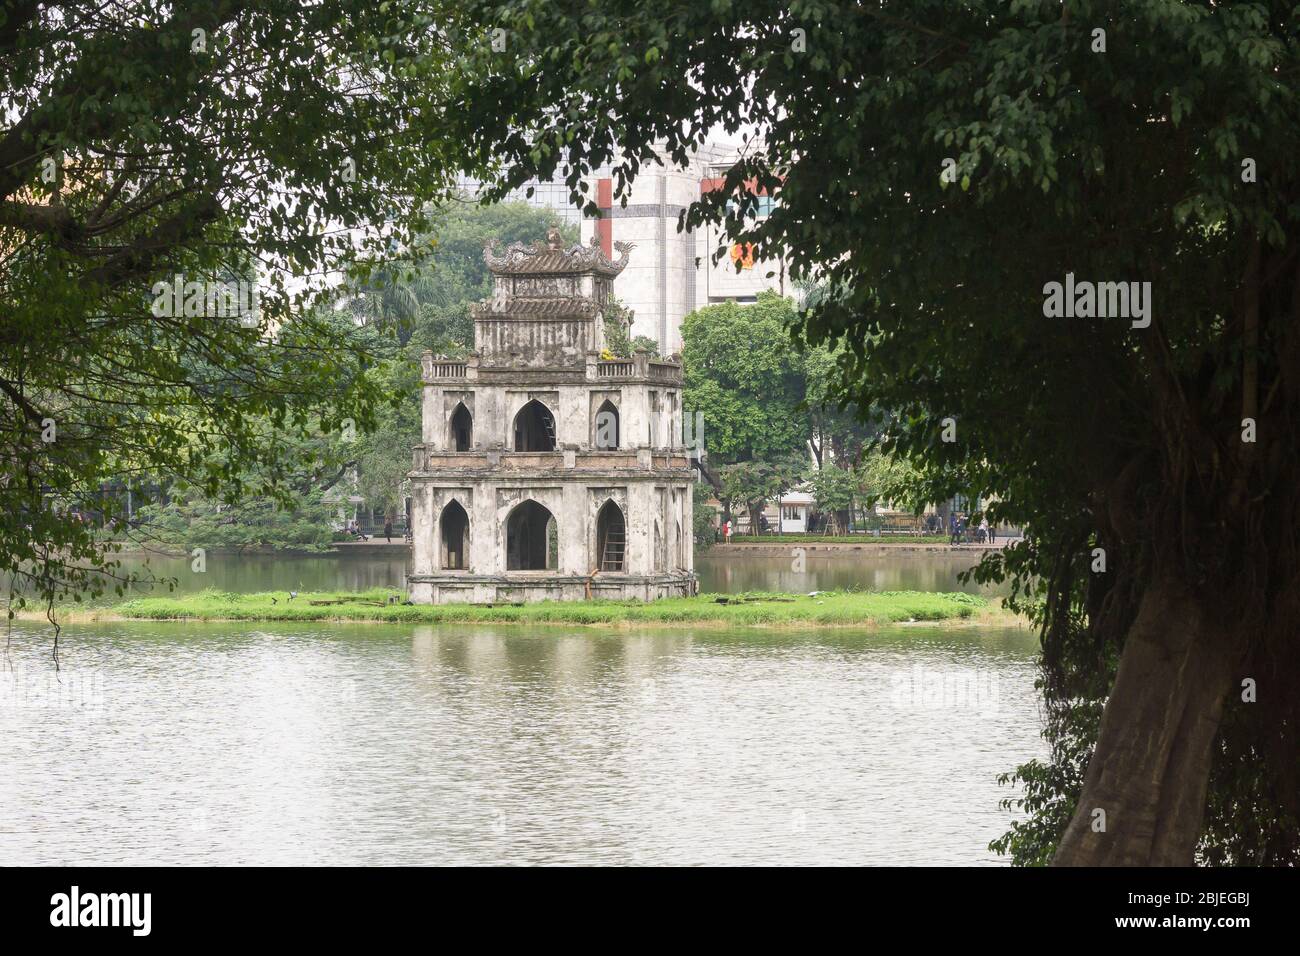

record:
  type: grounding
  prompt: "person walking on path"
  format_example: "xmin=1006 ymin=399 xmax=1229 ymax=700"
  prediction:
xmin=949 ymin=512 xmax=960 ymax=545
xmin=979 ymin=515 xmax=989 ymax=545
xmin=383 ymin=517 xmax=394 ymax=543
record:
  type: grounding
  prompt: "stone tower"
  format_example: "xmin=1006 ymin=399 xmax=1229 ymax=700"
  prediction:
xmin=407 ymin=232 xmax=697 ymax=604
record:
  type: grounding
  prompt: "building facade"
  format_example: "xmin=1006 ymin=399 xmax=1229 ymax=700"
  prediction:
xmin=581 ymin=140 xmax=791 ymax=355
xmin=407 ymin=232 xmax=697 ymax=604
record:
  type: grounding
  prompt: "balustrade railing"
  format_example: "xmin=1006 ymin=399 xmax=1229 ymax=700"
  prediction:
xmin=429 ymin=361 xmax=467 ymax=378
xmin=596 ymin=360 xmax=634 ymax=378
xmin=648 ymin=361 xmax=681 ymax=381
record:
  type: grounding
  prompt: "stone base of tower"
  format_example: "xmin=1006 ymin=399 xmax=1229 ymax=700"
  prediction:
xmin=408 ymin=571 xmax=697 ymax=605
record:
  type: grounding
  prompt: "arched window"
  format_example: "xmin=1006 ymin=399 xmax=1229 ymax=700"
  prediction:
xmin=673 ymin=520 xmax=683 ymax=570
xmin=513 ymin=399 xmax=556 ymax=452
xmin=596 ymin=500 xmax=625 ymax=572
xmin=450 ymin=403 xmax=473 ymax=451
xmin=653 ymin=521 xmax=664 ymax=572
xmin=506 ymin=500 xmax=557 ymax=570
xmin=440 ymin=500 xmax=469 ymax=570
xmin=594 ymin=400 xmax=619 ymax=450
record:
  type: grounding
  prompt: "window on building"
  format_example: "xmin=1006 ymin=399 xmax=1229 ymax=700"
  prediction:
xmin=513 ymin=400 xmax=556 ymax=452
xmin=450 ymin=403 xmax=473 ymax=451
xmin=594 ymin=400 xmax=619 ymax=450
xmin=440 ymin=500 xmax=469 ymax=570
xmin=724 ymin=194 xmax=776 ymax=219
xmin=596 ymin=500 xmax=625 ymax=572
xmin=506 ymin=500 xmax=556 ymax=570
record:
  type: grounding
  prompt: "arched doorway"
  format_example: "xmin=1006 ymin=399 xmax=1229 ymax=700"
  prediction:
xmin=440 ymin=500 xmax=468 ymax=570
xmin=506 ymin=500 xmax=556 ymax=570
xmin=450 ymin=403 xmax=473 ymax=451
xmin=653 ymin=521 xmax=664 ymax=572
xmin=513 ymin=400 xmax=556 ymax=451
xmin=673 ymin=520 xmax=683 ymax=570
xmin=594 ymin=400 xmax=619 ymax=450
xmin=596 ymin=500 xmax=625 ymax=571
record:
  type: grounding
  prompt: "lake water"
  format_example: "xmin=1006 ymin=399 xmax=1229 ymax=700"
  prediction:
xmin=60 ymin=548 xmax=1004 ymax=603
xmin=1 ymin=550 xmax=1043 ymax=866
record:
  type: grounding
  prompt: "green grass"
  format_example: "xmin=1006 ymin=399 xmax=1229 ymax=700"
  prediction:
xmin=103 ymin=587 xmax=993 ymax=629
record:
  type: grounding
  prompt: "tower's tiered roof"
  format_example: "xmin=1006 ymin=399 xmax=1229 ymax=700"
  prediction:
xmin=470 ymin=231 xmax=635 ymax=367
xmin=483 ymin=231 xmax=633 ymax=278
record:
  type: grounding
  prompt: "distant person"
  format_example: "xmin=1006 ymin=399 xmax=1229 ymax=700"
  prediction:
xmin=987 ymin=520 xmax=996 ymax=545
xmin=979 ymin=516 xmax=989 ymax=544
xmin=948 ymin=512 xmax=959 ymax=545
xmin=383 ymin=517 xmax=393 ymax=542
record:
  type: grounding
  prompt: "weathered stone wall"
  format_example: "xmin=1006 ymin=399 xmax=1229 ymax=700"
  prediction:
xmin=407 ymin=470 xmax=695 ymax=603
xmin=421 ymin=376 xmax=682 ymax=454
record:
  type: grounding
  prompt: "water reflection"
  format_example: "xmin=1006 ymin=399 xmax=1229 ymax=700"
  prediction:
xmin=699 ymin=551 xmax=1002 ymax=595
xmin=0 ymin=619 xmax=1041 ymax=866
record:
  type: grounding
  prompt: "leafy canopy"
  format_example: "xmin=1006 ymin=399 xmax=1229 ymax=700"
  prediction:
xmin=446 ymin=0 xmax=1300 ymax=862
xmin=1 ymin=2 xmax=476 ymax=606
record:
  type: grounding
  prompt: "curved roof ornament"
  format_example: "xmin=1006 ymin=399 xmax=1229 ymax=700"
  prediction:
xmin=610 ymin=240 xmax=634 ymax=274
xmin=482 ymin=235 xmax=635 ymax=277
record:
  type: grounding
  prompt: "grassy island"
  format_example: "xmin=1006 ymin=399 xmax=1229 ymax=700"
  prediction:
xmin=76 ymin=588 xmax=1007 ymax=629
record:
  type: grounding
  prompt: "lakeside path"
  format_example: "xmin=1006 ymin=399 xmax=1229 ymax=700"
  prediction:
xmin=24 ymin=589 xmax=1023 ymax=630
xmin=706 ymin=541 xmax=1018 ymax=557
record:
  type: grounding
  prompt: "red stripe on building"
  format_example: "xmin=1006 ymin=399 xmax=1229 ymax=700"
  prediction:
xmin=596 ymin=219 xmax=611 ymax=258
xmin=596 ymin=177 xmax=612 ymax=257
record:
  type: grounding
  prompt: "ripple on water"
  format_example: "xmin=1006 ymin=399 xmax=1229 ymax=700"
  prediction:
xmin=0 ymin=619 xmax=1042 ymax=865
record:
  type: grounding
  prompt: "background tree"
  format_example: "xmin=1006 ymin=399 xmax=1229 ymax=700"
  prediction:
xmin=718 ymin=457 xmax=804 ymax=536
xmin=681 ymin=291 xmax=873 ymax=527
xmin=806 ymin=461 xmax=862 ymax=535
xmin=681 ymin=293 xmax=810 ymax=514
xmin=138 ymin=489 xmax=339 ymax=553
xmin=0 ymin=1 xmax=466 ymax=610
xmin=447 ymin=0 xmax=1300 ymax=864
xmin=602 ymin=297 xmax=659 ymax=358
xmin=801 ymin=335 xmax=876 ymax=468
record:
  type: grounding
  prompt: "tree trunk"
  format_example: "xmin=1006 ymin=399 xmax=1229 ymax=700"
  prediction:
xmin=833 ymin=508 xmax=850 ymax=534
xmin=1053 ymin=573 xmax=1241 ymax=865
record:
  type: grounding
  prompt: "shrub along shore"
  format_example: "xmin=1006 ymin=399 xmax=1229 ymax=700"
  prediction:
xmin=49 ymin=588 xmax=1011 ymax=629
